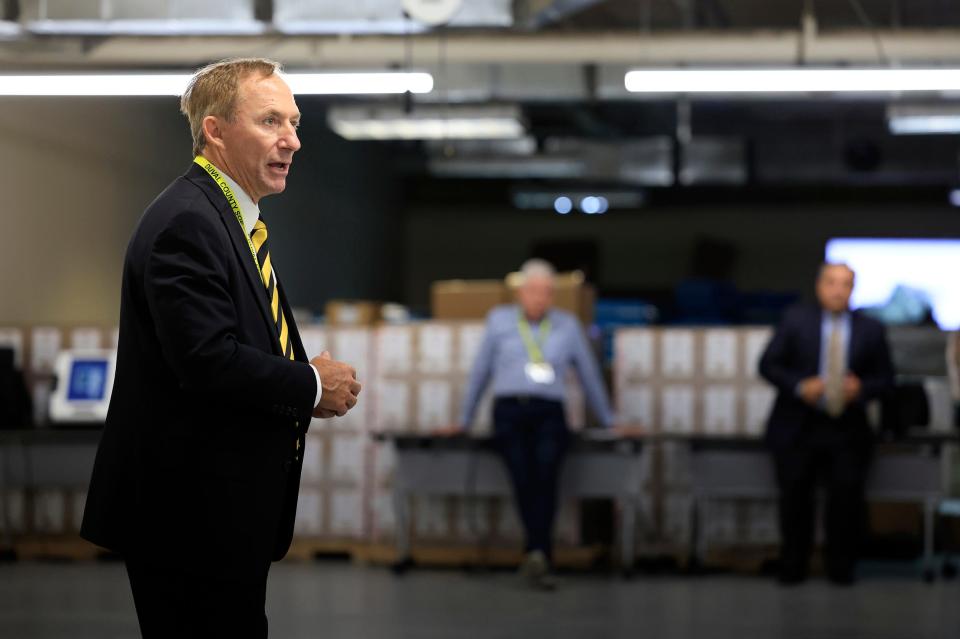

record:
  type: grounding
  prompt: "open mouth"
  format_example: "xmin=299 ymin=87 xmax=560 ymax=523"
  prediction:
xmin=268 ymin=162 xmax=290 ymax=173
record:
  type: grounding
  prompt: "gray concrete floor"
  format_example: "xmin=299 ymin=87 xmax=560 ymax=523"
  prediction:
xmin=0 ymin=561 xmax=957 ymax=639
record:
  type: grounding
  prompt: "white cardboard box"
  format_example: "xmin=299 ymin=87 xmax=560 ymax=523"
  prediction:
xmin=660 ymin=330 xmax=696 ymax=379
xmin=417 ymin=324 xmax=454 ymax=374
xmin=30 ymin=327 xmax=61 ymax=374
xmin=0 ymin=490 xmax=25 ymax=534
xmin=32 ymin=489 xmax=65 ymax=534
xmin=329 ymin=488 xmax=364 ymax=537
xmin=615 ymin=329 xmax=656 ymax=380
xmin=703 ymin=385 xmax=738 ymax=435
xmin=743 ymin=328 xmax=774 ymax=380
xmin=376 ymin=325 xmax=414 ymax=376
xmin=661 ymin=385 xmax=696 ymax=434
xmin=617 ymin=385 xmax=654 ymax=426
xmin=374 ymin=380 xmax=412 ymax=432
xmin=457 ymin=323 xmax=486 ymax=374
xmin=417 ymin=380 xmax=453 ymax=431
xmin=70 ymin=328 xmax=103 ymax=350
xmin=329 ymin=433 xmax=366 ymax=484
xmin=300 ymin=433 xmax=325 ymax=484
xmin=294 ymin=488 xmax=324 ymax=536
xmin=744 ymin=385 xmax=776 ymax=437
xmin=703 ymin=330 xmax=739 ymax=379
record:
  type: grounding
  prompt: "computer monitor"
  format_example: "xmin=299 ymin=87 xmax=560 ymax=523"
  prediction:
xmin=49 ymin=349 xmax=116 ymax=424
xmin=825 ymin=238 xmax=960 ymax=330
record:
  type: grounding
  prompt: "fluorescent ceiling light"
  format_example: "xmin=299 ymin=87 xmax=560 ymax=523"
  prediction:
xmin=0 ymin=72 xmax=433 ymax=96
xmin=625 ymin=68 xmax=960 ymax=94
xmin=329 ymin=106 xmax=525 ymax=140
xmin=25 ymin=19 xmax=265 ymax=36
xmin=887 ymin=104 xmax=960 ymax=134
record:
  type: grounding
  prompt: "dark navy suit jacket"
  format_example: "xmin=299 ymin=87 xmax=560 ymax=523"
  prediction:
xmin=81 ymin=163 xmax=316 ymax=579
xmin=759 ymin=304 xmax=895 ymax=452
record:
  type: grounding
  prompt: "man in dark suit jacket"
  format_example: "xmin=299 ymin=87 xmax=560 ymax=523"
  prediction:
xmin=760 ymin=263 xmax=894 ymax=585
xmin=81 ymin=58 xmax=361 ymax=638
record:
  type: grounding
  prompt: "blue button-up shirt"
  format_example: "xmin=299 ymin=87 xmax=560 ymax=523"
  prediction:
xmin=459 ymin=304 xmax=614 ymax=429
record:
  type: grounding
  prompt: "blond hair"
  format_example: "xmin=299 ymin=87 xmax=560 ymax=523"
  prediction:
xmin=180 ymin=58 xmax=283 ymax=157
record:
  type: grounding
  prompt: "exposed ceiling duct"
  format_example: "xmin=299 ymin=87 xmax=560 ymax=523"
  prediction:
xmin=20 ymin=0 xmax=264 ymax=35
xmin=274 ymin=0 xmax=513 ymax=34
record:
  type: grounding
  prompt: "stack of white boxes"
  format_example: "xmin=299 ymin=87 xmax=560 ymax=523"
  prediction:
xmin=294 ymin=326 xmax=373 ymax=541
xmin=613 ymin=326 xmax=778 ymax=551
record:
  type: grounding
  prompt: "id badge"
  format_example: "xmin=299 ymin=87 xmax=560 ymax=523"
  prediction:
xmin=524 ymin=362 xmax=556 ymax=385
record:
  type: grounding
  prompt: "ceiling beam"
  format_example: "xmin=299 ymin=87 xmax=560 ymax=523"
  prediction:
xmin=2 ymin=29 xmax=960 ymax=68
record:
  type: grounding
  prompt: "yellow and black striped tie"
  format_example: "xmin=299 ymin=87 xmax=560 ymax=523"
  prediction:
xmin=250 ymin=219 xmax=294 ymax=360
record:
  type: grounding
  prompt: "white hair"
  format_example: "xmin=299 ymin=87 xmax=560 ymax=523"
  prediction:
xmin=519 ymin=258 xmax=556 ymax=284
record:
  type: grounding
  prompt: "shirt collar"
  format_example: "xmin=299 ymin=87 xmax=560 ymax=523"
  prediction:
xmin=206 ymin=161 xmax=260 ymax=235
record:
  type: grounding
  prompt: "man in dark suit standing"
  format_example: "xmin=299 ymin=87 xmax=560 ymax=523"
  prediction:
xmin=760 ymin=263 xmax=894 ymax=585
xmin=81 ymin=58 xmax=362 ymax=637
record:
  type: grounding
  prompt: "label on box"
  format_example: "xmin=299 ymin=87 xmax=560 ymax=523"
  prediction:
xmin=615 ymin=329 xmax=655 ymax=379
xmin=660 ymin=330 xmax=696 ymax=378
xmin=703 ymin=330 xmax=738 ymax=379
xmin=661 ymin=385 xmax=695 ymax=434
xmin=703 ymin=385 xmax=738 ymax=435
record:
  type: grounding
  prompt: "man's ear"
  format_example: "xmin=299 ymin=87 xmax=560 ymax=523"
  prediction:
xmin=201 ymin=115 xmax=226 ymax=151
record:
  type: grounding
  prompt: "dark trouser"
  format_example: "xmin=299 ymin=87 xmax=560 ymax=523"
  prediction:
xmin=492 ymin=396 xmax=570 ymax=560
xmin=124 ymin=548 xmax=270 ymax=638
xmin=773 ymin=419 xmax=871 ymax=581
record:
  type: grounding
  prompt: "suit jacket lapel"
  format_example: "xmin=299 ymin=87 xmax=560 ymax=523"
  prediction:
xmin=185 ymin=164 xmax=281 ymax=356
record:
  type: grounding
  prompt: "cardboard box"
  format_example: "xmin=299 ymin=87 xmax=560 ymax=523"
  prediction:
xmin=325 ymin=300 xmax=382 ymax=327
xmin=432 ymin=280 xmax=508 ymax=320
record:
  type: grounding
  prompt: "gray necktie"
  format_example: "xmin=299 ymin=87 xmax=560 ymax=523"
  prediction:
xmin=824 ymin=316 xmax=845 ymax=418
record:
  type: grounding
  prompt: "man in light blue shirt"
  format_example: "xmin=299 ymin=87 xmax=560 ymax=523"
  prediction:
xmin=453 ymin=259 xmax=615 ymax=589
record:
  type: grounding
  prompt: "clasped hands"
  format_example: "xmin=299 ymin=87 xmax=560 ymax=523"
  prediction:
xmin=310 ymin=351 xmax=362 ymax=419
xmin=798 ymin=374 xmax=862 ymax=407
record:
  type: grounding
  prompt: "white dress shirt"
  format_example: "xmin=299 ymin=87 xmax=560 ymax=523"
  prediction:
xmin=218 ymin=168 xmax=323 ymax=410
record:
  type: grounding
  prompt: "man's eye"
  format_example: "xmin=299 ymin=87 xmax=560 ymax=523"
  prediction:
xmin=264 ymin=117 xmax=276 ymax=125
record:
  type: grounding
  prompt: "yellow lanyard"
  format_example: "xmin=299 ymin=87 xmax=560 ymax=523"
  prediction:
xmin=517 ymin=312 xmax=551 ymax=364
xmin=193 ymin=156 xmax=264 ymax=284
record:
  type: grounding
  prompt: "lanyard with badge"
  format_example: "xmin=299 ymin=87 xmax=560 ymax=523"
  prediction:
xmin=193 ymin=156 xmax=266 ymax=286
xmin=518 ymin=312 xmax=556 ymax=385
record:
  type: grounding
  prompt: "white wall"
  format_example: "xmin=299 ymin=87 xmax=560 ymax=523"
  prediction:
xmin=0 ymin=97 xmax=186 ymax=325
